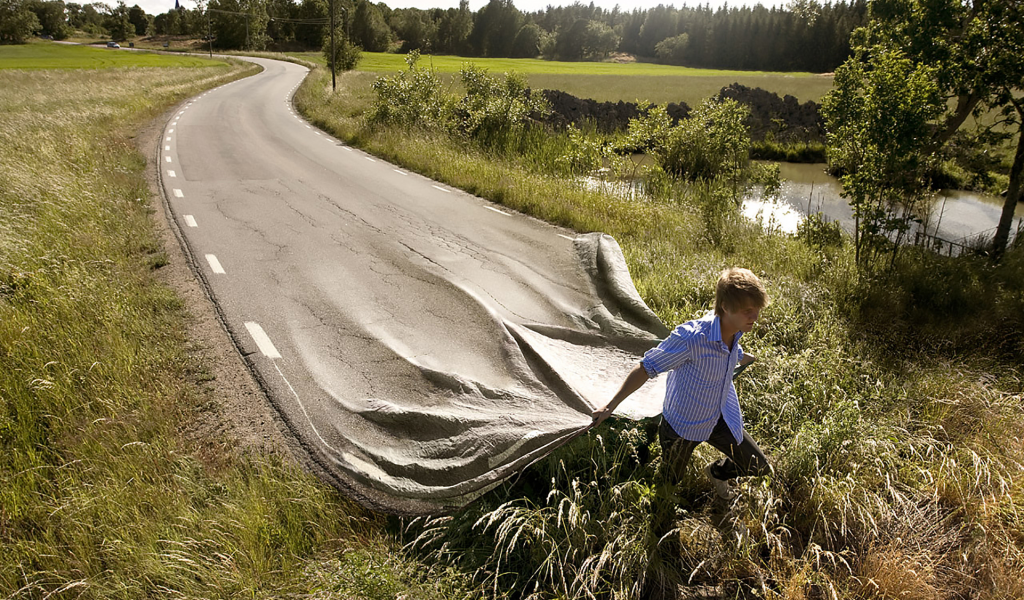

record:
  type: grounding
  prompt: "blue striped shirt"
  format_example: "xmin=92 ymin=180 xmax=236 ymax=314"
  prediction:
xmin=641 ymin=312 xmax=745 ymax=445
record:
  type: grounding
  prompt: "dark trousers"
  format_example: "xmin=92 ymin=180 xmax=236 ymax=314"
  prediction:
xmin=657 ymin=414 xmax=771 ymax=485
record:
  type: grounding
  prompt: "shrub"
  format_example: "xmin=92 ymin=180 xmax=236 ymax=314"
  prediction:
xmin=366 ymin=51 xmax=455 ymax=130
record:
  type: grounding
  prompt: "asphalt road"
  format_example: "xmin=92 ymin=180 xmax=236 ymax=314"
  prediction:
xmin=160 ymin=57 xmax=669 ymax=514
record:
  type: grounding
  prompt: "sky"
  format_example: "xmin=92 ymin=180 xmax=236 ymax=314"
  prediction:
xmin=137 ymin=0 xmax=788 ymax=18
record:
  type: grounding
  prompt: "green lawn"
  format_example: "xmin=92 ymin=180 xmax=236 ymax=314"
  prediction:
xmin=352 ymin=51 xmax=822 ymax=77
xmin=292 ymin=50 xmax=834 ymax=104
xmin=0 ymin=42 xmax=228 ymax=69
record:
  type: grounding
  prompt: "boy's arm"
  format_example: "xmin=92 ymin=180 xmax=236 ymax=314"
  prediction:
xmin=591 ymin=362 xmax=649 ymax=428
xmin=740 ymin=352 xmax=756 ymax=367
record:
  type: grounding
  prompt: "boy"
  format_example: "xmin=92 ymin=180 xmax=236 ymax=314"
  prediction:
xmin=592 ymin=267 xmax=772 ymax=500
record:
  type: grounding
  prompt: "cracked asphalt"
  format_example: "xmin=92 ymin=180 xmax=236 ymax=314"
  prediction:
xmin=160 ymin=56 xmax=670 ymax=514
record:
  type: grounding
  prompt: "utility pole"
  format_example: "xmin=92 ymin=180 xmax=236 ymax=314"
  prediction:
xmin=207 ymin=6 xmax=212 ymax=58
xmin=329 ymin=0 xmax=336 ymax=90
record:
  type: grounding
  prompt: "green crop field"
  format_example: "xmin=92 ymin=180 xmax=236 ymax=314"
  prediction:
xmin=0 ymin=42 xmax=228 ymax=70
xmin=292 ymin=50 xmax=834 ymax=105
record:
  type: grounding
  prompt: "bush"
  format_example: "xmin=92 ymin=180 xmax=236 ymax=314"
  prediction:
xmin=455 ymin=64 xmax=548 ymax=149
xmin=366 ymin=51 xmax=455 ymax=130
xmin=322 ymin=32 xmax=361 ymax=73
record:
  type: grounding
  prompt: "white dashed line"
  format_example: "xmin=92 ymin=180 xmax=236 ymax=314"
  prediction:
xmin=245 ymin=322 xmax=281 ymax=359
xmin=205 ymin=254 xmax=225 ymax=274
xmin=165 ymin=136 xmax=171 ymax=141
xmin=168 ymin=129 xmax=174 ymax=133
xmin=394 ymin=169 xmax=407 ymax=175
xmin=558 ymin=234 xmax=575 ymax=241
xmin=432 ymin=185 xmax=451 ymax=193
xmin=365 ymin=157 xmax=376 ymax=163
xmin=184 ymin=215 xmax=197 ymax=227
xmin=343 ymin=147 xmax=352 ymax=151
xmin=173 ymin=189 xmax=184 ymax=198
xmin=485 ymin=206 xmax=509 ymax=216
xmin=164 ymin=145 xmax=170 ymax=151
xmin=167 ymin=170 xmax=176 ymax=177
xmin=165 ymin=156 xmax=172 ymax=162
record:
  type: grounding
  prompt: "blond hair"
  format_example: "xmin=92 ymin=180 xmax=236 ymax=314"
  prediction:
xmin=714 ymin=268 xmax=769 ymax=316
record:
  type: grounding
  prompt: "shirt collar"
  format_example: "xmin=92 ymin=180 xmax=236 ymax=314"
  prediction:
xmin=709 ymin=313 xmax=742 ymax=348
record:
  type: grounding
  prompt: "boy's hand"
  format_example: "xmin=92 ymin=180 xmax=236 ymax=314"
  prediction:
xmin=590 ymin=405 xmax=614 ymax=429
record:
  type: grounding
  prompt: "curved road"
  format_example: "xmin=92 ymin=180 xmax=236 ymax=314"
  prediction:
xmin=160 ymin=57 xmax=668 ymax=514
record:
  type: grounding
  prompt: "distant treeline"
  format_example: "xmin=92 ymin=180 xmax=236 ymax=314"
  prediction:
xmin=5 ymin=0 xmax=866 ymax=72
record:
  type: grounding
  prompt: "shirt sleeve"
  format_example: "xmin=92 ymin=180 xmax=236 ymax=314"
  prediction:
xmin=737 ymin=344 xmax=744 ymax=364
xmin=640 ymin=325 xmax=694 ymax=379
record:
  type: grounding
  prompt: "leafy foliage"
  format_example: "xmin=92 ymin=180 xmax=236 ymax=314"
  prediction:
xmin=822 ymin=46 xmax=942 ymax=270
xmin=366 ymin=51 xmax=453 ymax=130
xmin=455 ymin=64 xmax=547 ymax=148
xmin=0 ymin=0 xmax=40 ymax=44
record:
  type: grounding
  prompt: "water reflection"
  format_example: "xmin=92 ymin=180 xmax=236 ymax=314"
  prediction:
xmin=742 ymin=163 xmax=1021 ymax=243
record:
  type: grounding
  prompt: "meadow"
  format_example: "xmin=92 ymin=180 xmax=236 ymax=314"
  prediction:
xmin=294 ymin=60 xmax=1024 ymax=599
xmin=292 ymin=50 xmax=835 ymax=106
xmin=0 ymin=46 xmax=463 ymax=598
xmin=0 ymin=41 xmax=226 ymax=69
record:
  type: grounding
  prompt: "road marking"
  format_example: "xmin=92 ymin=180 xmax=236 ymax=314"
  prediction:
xmin=165 ymin=156 xmax=172 ymax=163
xmin=205 ymin=254 xmax=225 ymax=274
xmin=315 ymin=132 xmax=321 ymax=136
xmin=167 ymin=170 xmax=176 ymax=177
xmin=173 ymin=189 xmax=184 ymax=198
xmin=365 ymin=157 xmax=376 ymax=163
xmin=164 ymin=145 xmax=170 ymax=151
xmin=168 ymin=128 xmax=174 ymax=133
xmin=245 ymin=322 xmax=281 ymax=359
xmin=485 ymin=206 xmax=510 ymax=216
xmin=558 ymin=234 xmax=574 ymax=241
xmin=432 ymin=185 xmax=451 ymax=193
xmin=394 ymin=169 xmax=408 ymax=175
xmin=184 ymin=215 xmax=197 ymax=227
xmin=165 ymin=136 xmax=171 ymax=141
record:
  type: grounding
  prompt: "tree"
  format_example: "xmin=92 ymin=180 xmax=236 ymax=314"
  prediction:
xmin=581 ymin=19 xmax=617 ymax=59
xmin=509 ymin=21 xmax=540 ymax=58
xmin=842 ymin=0 xmax=1024 ymax=260
xmin=210 ymin=0 xmax=271 ymax=50
xmin=433 ymin=0 xmax=470 ymax=54
xmin=127 ymin=3 xmax=148 ymax=35
xmin=654 ymin=32 xmax=688 ymax=64
xmin=351 ymin=0 xmax=391 ymax=52
xmin=467 ymin=0 xmax=521 ymax=57
xmin=322 ymin=24 xmax=359 ymax=71
xmin=152 ymin=9 xmax=178 ymax=34
xmin=104 ymin=1 xmax=132 ymax=41
xmin=0 ymin=0 xmax=40 ymax=43
xmin=25 ymin=0 xmax=73 ymax=39
xmin=822 ymin=46 xmax=942 ymax=268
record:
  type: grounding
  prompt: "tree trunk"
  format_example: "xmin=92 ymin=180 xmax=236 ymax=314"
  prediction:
xmin=992 ymin=125 xmax=1023 ymax=261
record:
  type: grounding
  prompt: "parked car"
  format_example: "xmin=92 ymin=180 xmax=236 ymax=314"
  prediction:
xmin=106 ymin=41 xmax=120 ymax=48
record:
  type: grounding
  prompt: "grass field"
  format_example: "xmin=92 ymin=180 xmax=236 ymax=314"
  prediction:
xmin=0 ymin=41 xmax=227 ymax=70
xmin=292 ymin=50 xmax=835 ymax=105
xmin=0 ymin=52 xmax=464 ymax=598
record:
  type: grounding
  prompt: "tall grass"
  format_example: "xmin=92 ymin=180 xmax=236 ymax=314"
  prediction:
xmin=296 ymin=63 xmax=1024 ymax=598
xmin=0 ymin=64 xmax=468 ymax=598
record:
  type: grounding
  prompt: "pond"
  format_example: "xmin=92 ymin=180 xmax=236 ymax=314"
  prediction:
xmin=742 ymin=163 xmax=1022 ymax=245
